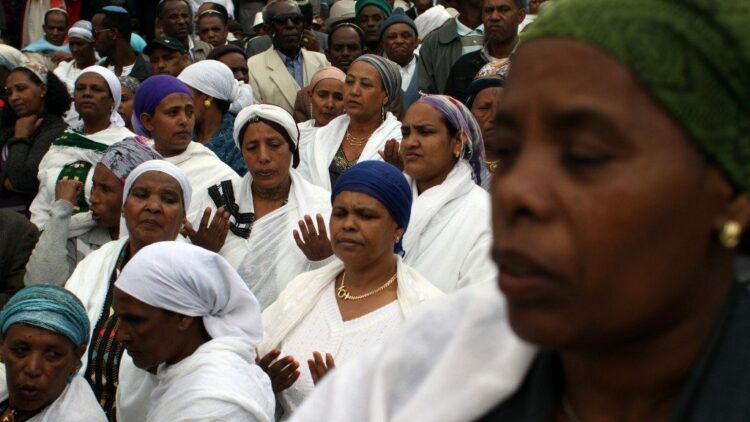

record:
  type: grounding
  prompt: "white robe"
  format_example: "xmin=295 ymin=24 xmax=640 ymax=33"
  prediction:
xmin=296 ymin=113 xmax=401 ymax=190
xmin=403 ymin=161 xmax=497 ymax=292
xmin=297 ymin=119 xmax=317 ymax=151
xmin=165 ymin=141 xmax=242 ymax=227
xmin=0 ymin=375 xmax=107 ymax=422
xmin=210 ymin=168 xmax=333 ymax=310
xmin=288 ymin=282 xmax=537 ymax=422
xmin=146 ymin=337 xmax=274 ymax=422
xmin=30 ymin=126 xmax=136 ymax=237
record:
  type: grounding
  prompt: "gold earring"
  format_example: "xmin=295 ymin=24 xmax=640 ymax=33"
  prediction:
xmin=204 ymin=99 xmax=212 ymax=108
xmin=719 ymin=221 xmax=742 ymax=248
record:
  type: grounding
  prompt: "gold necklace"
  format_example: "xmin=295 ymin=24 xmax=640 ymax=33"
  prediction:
xmin=336 ymin=271 xmax=397 ymax=300
xmin=346 ymin=130 xmax=370 ymax=147
xmin=1 ymin=408 xmax=16 ymax=422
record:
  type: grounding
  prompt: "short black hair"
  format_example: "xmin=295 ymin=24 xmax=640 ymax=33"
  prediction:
xmin=206 ymin=44 xmax=247 ymax=61
xmin=328 ymin=23 xmax=366 ymax=50
xmin=97 ymin=8 xmax=132 ymax=42
xmin=197 ymin=3 xmax=229 ymax=24
xmin=2 ymin=69 xmax=70 ymax=128
xmin=157 ymin=0 xmax=192 ymax=20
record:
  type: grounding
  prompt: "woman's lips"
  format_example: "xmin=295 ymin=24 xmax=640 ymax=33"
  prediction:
xmin=496 ymin=248 xmax=563 ymax=303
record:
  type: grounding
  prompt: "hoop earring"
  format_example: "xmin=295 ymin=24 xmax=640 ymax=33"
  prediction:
xmin=204 ymin=99 xmax=212 ymax=108
xmin=719 ymin=221 xmax=742 ymax=248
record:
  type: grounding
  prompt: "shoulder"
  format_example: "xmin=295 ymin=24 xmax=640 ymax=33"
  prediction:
xmin=0 ymin=210 xmax=38 ymax=237
xmin=302 ymin=49 xmax=328 ymax=64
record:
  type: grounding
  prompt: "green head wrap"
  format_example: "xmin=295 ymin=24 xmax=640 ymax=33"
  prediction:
xmin=355 ymin=0 xmax=392 ymax=18
xmin=522 ymin=0 xmax=750 ymax=192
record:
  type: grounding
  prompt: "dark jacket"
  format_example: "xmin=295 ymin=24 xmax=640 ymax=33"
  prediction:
xmin=445 ymin=50 xmax=489 ymax=103
xmin=0 ymin=209 xmax=39 ymax=306
xmin=417 ymin=18 xmax=464 ymax=94
xmin=100 ymin=53 xmax=152 ymax=82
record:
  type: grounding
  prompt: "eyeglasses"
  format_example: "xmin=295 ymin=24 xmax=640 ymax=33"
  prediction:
xmin=270 ymin=13 xmax=304 ymax=26
xmin=93 ymin=28 xmax=112 ymax=36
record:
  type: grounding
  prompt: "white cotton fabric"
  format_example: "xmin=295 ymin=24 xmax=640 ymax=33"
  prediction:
xmin=178 ymin=60 xmax=253 ymax=115
xmin=297 ymin=119 xmax=317 ymax=151
xmin=414 ymin=5 xmax=452 ymax=40
xmin=0 ymin=44 xmax=28 ymax=69
xmin=402 ymin=160 xmax=497 ymax=292
xmin=288 ymin=282 xmax=537 ymax=422
xmin=296 ymin=112 xmax=402 ymax=190
xmin=0 ymin=375 xmax=107 ymax=422
xmin=211 ymin=169 xmax=333 ymax=309
xmin=233 ymin=103 xmax=299 ymax=150
xmin=123 ymin=160 xmax=192 ymax=209
xmin=76 ymin=65 xmax=126 ymax=128
xmin=115 ymin=241 xmax=264 ymax=345
xmin=30 ymin=126 xmax=136 ymax=237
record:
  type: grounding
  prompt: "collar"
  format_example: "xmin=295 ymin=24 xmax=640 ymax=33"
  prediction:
xmin=276 ymin=49 xmax=303 ymax=64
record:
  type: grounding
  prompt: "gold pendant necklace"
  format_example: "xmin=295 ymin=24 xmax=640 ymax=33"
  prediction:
xmin=346 ymin=130 xmax=370 ymax=147
xmin=1 ymin=408 xmax=17 ymax=422
xmin=336 ymin=271 xmax=397 ymax=300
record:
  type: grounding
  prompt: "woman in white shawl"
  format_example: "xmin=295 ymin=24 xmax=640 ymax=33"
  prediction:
xmin=30 ymin=65 xmax=135 ymax=236
xmin=132 ymin=74 xmax=241 ymax=228
xmin=297 ymin=54 xmax=403 ymax=190
xmin=113 ymin=241 xmax=274 ymax=422
xmin=193 ymin=104 xmax=333 ymax=309
xmin=297 ymin=66 xmax=346 ymax=149
xmin=385 ymin=94 xmax=496 ymax=292
xmin=64 ymin=160 xmax=191 ymax=419
xmin=257 ymin=160 xmax=443 ymax=418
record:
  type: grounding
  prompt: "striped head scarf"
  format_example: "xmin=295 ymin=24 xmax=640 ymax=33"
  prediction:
xmin=68 ymin=20 xmax=93 ymax=42
xmin=353 ymin=54 xmax=401 ymax=108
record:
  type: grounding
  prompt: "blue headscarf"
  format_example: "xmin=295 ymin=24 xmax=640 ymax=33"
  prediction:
xmin=0 ymin=285 xmax=90 ymax=348
xmin=132 ymin=75 xmax=193 ymax=136
xmin=331 ymin=161 xmax=412 ymax=256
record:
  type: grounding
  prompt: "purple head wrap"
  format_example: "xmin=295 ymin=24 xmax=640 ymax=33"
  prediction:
xmin=132 ymin=75 xmax=193 ymax=136
xmin=98 ymin=137 xmax=164 ymax=183
xmin=414 ymin=94 xmax=491 ymax=189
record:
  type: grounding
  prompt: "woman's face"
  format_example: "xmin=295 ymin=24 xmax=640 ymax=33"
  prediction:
xmin=401 ymin=102 xmax=462 ymax=192
xmin=1 ymin=325 xmax=83 ymax=412
xmin=471 ymin=87 xmax=503 ymax=163
xmin=142 ymin=93 xmax=195 ymax=158
xmin=90 ymin=164 xmax=124 ymax=231
xmin=344 ymin=61 xmax=387 ymax=120
xmin=74 ymin=73 xmax=114 ymax=123
xmin=330 ymin=191 xmax=402 ymax=268
xmin=310 ymin=79 xmax=345 ymax=126
xmin=492 ymin=39 xmax=748 ymax=349
xmin=5 ymin=70 xmax=46 ymax=118
xmin=187 ymin=87 xmax=207 ymax=126
xmin=123 ymin=171 xmax=185 ymax=249
xmin=118 ymin=87 xmax=135 ymax=129
xmin=241 ymin=121 xmax=292 ymax=191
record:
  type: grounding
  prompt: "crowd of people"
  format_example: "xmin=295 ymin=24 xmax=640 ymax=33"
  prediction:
xmin=0 ymin=0 xmax=747 ymax=421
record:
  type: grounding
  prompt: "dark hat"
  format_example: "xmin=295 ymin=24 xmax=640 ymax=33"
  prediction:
xmin=379 ymin=8 xmax=417 ymax=40
xmin=144 ymin=36 xmax=188 ymax=55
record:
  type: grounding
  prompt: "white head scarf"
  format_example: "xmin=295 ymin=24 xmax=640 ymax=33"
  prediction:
xmin=415 ymin=5 xmax=452 ymax=39
xmin=123 ymin=160 xmax=193 ymax=210
xmin=0 ymin=45 xmax=27 ymax=71
xmin=232 ymin=104 xmax=299 ymax=150
xmin=114 ymin=241 xmax=263 ymax=345
xmin=76 ymin=65 xmax=126 ymax=128
xmin=177 ymin=60 xmax=253 ymax=115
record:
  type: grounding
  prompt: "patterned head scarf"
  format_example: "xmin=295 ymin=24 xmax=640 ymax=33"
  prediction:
xmin=99 ymin=137 xmax=164 ymax=183
xmin=415 ymin=94 xmax=490 ymax=188
xmin=332 ymin=161 xmax=412 ymax=256
xmin=118 ymin=75 xmax=140 ymax=95
xmin=523 ymin=0 xmax=750 ymax=192
xmin=14 ymin=61 xmax=48 ymax=84
xmin=352 ymin=54 xmax=401 ymax=108
xmin=355 ymin=0 xmax=392 ymax=17
xmin=76 ymin=65 xmax=125 ymax=128
xmin=465 ymin=59 xmax=511 ymax=108
xmin=132 ymin=75 xmax=193 ymax=136
xmin=0 ymin=45 xmax=28 ymax=71
xmin=0 ymin=285 xmax=90 ymax=349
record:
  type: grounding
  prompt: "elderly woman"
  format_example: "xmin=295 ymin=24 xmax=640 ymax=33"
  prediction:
xmin=30 ymin=66 xmax=135 ymax=235
xmin=196 ymin=104 xmax=333 ymax=309
xmin=113 ymin=242 xmax=274 ymax=421
xmin=1 ymin=62 xmax=70 ymax=213
xmin=297 ymin=54 xmax=403 ymax=190
xmin=465 ymin=60 xmax=510 ymax=174
xmin=0 ymin=285 xmax=106 ymax=421
xmin=258 ymin=161 xmax=442 ymax=417
xmin=64 ymin=160 xmax=191 ymax=418
xmin=133 ymin=75 xmax=240 ymax=230
xmin=290 ymin=1 xmax=750 ymax=421
xmin=297 ymin=66 xmax=346 ymax=149
xmin=178 ymin=60 xmax=253 ymax=176
xmin=117 ymin=76 xmax=140 ymax=133
xmin=24 ymin=138 xmax=162 ymax=286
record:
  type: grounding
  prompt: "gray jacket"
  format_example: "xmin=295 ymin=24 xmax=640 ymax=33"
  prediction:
xmin=417 ymin=18 xmax=463 ymax=94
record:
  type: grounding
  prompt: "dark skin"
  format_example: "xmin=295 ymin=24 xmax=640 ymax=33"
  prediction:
xmin=197 ymin=15 xmax=229 ymax=48
xmin=458 ymin=0 xmax=484 ymax=29
xmin=326 ymin=26 xmax=364 ymax=73
xmin=3 ymin=70 xmax=45 ymax=192
xmin=483 ymin=0 xmax=525 ymax=59
xmin=343 ymin=61 xmax=389 ymax=164
xmin=382 ymin=23 xmax=418 ymax=67
xmin=158 ymin=0 xmax=192 ymax=47
xmin=217 ymin=52 xmax=249 ymax=84
xmin=357 ymin=6 xmax=386 ymax=52
xmin=147 ymin=46 xmax=189 ymax=76
xmin=267 ymin=1 xmax=304 ymax=59
xmin=92 ymin=13 xmax=137 ymax=76
xmin=141 ymin=93 xmax=195 ymax=158
xmin=414 ymin=0 xmax=433 ymax=15
xmin=74 ymin=73 xmax=114 ymax=135
xmin=471 ymin=86 xmax=503 ymax=164
xmin=492 ymin=39 xmax=750 ymax=421
xmin=68 ymin=38 xmax=97 ymax=69
xmin=42 ymin=11 xmax=67 ymax=46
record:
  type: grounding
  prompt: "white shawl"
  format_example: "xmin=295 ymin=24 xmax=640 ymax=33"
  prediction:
xmin=0 ymin=375 xmax=107 ymax=422
xmin=289 ymin=283 xmax=537 ymax=422
xmin=30 ymin=126 xmax=136 ymax=236
xmin=215 ymin=168 xmax=333 ymax=310
xmin=145 ymin=337 xmax=274 ymax=422
xmin=297 ymin=119 xmax=317 ymax=151
xmin=259 ymin=256 xmax=443 ymax=355
xmin=297 ymin=113 xmax=402 ymax=190
xmin=402 ymin=161 xmax=497 ymax=292
xmin=165 ymin=141 xmax=242 ymax=227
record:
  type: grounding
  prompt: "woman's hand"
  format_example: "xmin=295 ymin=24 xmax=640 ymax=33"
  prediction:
xmin=308 ymin=351 xmax=336 ymax=385
xmin=183 ymin=207 xmax=230 ymax=252
xmin=294 ymin=213 xmax=333 ymax=261
xmin=14 ymin=115 xmax=43 ymax=138
xmin=379 ymin=138 xmax=404 ymax=171
xmin=256 ymin=348 xmax=301 ymax=392
xmin=54 ymin=179 xmax=83 ymax=206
